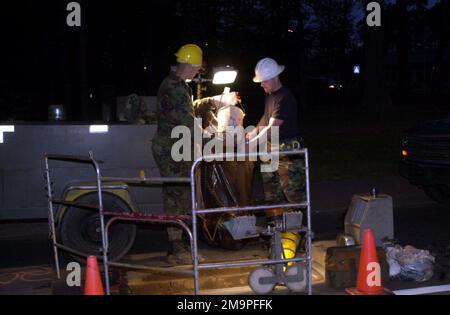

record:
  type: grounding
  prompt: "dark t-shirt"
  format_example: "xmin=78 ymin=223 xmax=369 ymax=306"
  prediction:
xmin=258 ymin=86 xmax=299 ymax=141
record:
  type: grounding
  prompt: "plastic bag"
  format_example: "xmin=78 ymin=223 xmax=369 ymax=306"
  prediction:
xmin=385 ymin=245 xmax=435 ymax=282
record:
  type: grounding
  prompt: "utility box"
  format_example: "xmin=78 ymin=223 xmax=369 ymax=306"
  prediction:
xmin=344 ymin=193 xmax=394 ymax=247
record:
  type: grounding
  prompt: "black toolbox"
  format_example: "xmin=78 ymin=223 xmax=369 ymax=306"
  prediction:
xmin=325 ymin=245 xmax=390 ymax=289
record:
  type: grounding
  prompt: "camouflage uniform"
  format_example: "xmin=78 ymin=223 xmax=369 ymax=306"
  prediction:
xmin=152 ymin=71 xmax=215 ymax=241
xmin=261 ymin=137 xmax=306 ymax=220
xmin=124 ymin=94 xmax=149 ymax=124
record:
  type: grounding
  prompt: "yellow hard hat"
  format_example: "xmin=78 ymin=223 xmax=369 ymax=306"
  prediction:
xmin=175 ymin=44 xmax=203 ymax=67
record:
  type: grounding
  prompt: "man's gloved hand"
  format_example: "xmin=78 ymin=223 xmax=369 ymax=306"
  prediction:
xmin=211 ymin=92 xmax=240 ymax=109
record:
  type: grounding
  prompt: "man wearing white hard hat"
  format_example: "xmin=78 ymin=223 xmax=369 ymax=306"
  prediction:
xmin=246 ymin=57 xmax=305 ymax=235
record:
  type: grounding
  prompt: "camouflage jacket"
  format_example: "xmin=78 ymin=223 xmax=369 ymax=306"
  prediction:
xmin=153 ymin=71 xmax=215 ymax=146
xmin=124 ymin=94 xmax=148 ymax=124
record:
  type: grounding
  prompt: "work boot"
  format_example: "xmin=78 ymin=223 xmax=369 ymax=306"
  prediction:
xmin=166 ymin=241 xmax=205 ymax=265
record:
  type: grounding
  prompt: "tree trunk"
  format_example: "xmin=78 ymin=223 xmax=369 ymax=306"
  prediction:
xmin=362 ymin=0 xmax=391 ymax=111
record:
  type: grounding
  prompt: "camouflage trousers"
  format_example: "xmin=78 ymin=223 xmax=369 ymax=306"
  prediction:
xmin=261 ymin=137 xmax=306 ymax=219
xmin=152 ymin=140 xmax=192 ymax=242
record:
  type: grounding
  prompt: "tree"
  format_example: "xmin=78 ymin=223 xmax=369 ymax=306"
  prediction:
xmin=429 ymin=0 xmax=450 ymax=101
xmin=361 ymin=0 xmax=391 ymax=110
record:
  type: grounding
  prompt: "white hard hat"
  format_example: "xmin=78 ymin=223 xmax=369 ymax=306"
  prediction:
xmin=253 ymin=58 xmax=285 ymax=83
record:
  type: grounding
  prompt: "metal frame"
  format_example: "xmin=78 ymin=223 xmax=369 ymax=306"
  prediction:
xmin=45 ymin=152 xmax=110 ymax=291
xmin=44 ymin=151 xmax=194 ymax=295
xmin=45 ymin=149 xmax=312 ymax=296
xmin=190 ymin=149 xmax=313 ymax=295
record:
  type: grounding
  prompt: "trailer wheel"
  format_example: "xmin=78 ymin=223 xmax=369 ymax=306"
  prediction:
xmin=58 ymin=192 xmax=136 ymax=262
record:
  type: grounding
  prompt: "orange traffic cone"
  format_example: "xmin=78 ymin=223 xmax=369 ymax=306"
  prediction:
xmin=84 ymin=256 xmax=105 ymax=295
xmin=345 ymin=229 xmax=392 ymax=295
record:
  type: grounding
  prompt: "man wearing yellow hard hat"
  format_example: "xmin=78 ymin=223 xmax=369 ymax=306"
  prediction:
xmin=152 ymin=44 xmax=238 ymax=264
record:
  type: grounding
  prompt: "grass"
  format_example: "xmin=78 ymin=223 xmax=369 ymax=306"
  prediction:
xmin=300 ymin=107 xmax=448 ymax=182
xmin=306 ymin=131 xmax=401 ymax=181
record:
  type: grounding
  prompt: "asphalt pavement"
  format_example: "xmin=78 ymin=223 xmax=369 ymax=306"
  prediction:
xmin=0 ymin=175 xmax=446 ymax=267
xmin=1 ymin=175 xmax=449 ymax=295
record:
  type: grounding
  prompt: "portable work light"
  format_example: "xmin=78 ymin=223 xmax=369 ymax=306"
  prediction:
xmin=193 ymin=66 xmax=238 ymax=99
xmin=212 ymin=66 xmax=238 ymax=85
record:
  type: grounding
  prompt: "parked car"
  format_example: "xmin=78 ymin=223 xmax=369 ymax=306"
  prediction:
xmin=399 ymin=117 xmax=450 ymax=205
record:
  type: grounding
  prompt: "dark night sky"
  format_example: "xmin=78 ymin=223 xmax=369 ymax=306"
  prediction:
xmin=0 ymin=0 xmax=448 ymax=122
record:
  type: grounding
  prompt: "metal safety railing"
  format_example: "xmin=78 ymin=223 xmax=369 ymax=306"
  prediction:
xmin=190 ymin=149 xmax=313 ymax=295
xmin=44 ymin=151 xmax=194 ymax=295
xmin=45 ymin=149 xmax=313 ymax=295
xmin=45 ymin=153 xmax=110 ymax=292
